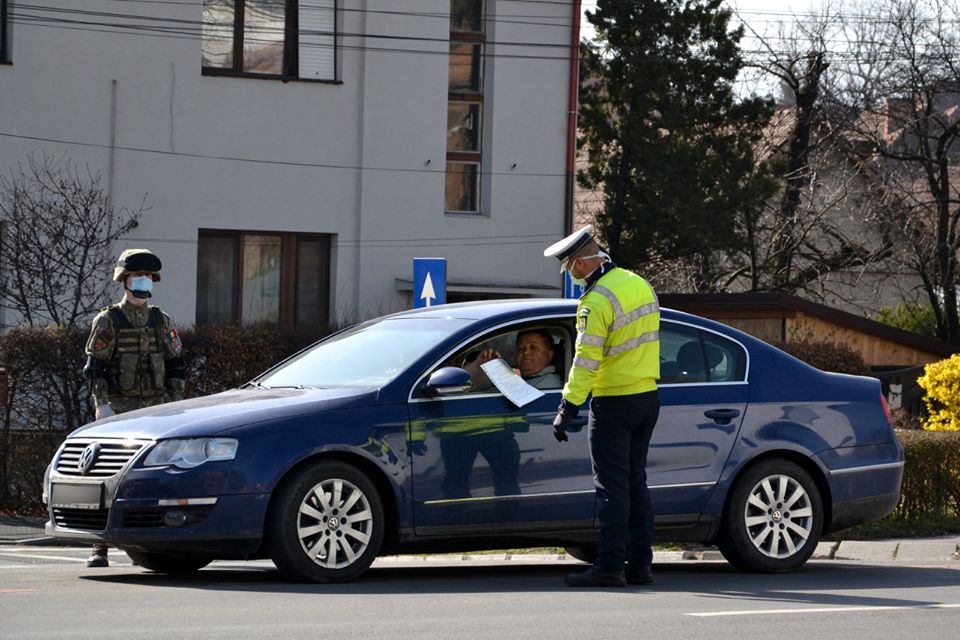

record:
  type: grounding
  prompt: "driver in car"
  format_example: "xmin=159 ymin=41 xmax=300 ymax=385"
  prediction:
xmin=463 ymin=329 xmax=563 ymax=390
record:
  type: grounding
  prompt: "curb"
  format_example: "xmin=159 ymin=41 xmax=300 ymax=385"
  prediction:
xmin=3 ymin=521 xmax=959 ymax=561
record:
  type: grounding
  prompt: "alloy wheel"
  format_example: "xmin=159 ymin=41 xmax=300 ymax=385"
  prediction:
xmin=743 ymin=473 xmax=815 ymax=559
xmin=296 ymin=478 xmax=374 ymax=569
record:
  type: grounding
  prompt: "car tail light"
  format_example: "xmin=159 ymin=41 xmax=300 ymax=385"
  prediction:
xmin=880 ymin=393 xmax=893 ymax=426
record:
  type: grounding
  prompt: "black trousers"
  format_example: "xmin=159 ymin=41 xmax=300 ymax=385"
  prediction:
xmin=588 ymin=390 xmax=660 ymax=571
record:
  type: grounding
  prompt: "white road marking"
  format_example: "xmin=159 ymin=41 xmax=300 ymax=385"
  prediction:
xmin=689 ymin=604 xmax=960 ymax=617
xmin=0 ymin=552 xmax=93 ymax=563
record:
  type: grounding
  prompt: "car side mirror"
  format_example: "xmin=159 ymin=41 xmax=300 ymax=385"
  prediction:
xmin=423 ymin=367 xmax=472 ymax=397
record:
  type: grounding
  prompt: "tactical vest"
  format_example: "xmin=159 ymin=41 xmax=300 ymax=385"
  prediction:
xmin=107 ymin=306 xmax=167 ymax=398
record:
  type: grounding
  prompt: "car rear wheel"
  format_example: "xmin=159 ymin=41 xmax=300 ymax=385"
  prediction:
xmin=267 ymin=460 xmax=384 ymax=583
xmin=717 ymin=459 xmax=823 ymax=573
xmin=125 ymin=550 xmax=212 ymax=574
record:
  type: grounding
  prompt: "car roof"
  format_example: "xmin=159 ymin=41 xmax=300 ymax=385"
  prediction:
xmin=381 ymin=298 xmax=693 ymax=325
xmin=385 ymin=298 xmax=578 ymax=321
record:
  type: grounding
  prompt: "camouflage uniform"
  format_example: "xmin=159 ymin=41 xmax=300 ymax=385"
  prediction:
xmin=84 ymin=299 xmax=186 ymax=413
xmin=83 ymin=248 xmax=185 ymax=568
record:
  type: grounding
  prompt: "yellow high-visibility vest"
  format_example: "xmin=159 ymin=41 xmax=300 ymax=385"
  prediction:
xmin=562 ymin=267 xmax=660 ymax=406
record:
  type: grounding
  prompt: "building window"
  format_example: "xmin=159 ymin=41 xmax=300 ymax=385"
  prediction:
xmin=445 ymin=0 xmax=484 ymax=213
xmin=1 ymin=0 xmax=9 ymax=63
xmin=196 ymin=230 xmax=331 ymax=328
xmin=202 ymin=0 xmax=337 ymax=81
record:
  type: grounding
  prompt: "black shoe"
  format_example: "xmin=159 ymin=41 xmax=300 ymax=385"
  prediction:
xmin=626 ymin=565 xmax=654 ymax=585
xmin=86 ymin=546 xmax=109 ymax=568
xmin=565 ymin=566 xmax=626 ymax=588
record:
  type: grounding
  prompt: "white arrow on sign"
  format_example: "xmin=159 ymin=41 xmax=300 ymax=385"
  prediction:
xmin=420 ymin=272 xmax=437 ymax=307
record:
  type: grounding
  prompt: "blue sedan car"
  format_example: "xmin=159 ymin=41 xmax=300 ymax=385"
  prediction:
xmin=44 ymin=300 xmax=904 ymax=582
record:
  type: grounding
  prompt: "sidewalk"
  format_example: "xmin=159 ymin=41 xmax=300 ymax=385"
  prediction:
xmin=3 ymin=515 xmax=958 ymax=562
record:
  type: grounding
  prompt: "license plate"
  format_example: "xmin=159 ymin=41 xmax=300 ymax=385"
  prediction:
xmin=50 ymin=483 xmax=104 ymax=510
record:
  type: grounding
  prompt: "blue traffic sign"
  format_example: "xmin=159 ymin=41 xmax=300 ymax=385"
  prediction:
xmin=413 ymin=258 xmax=447 ymax=308
xmin=564 ymin=272 xmax=585 ymax=299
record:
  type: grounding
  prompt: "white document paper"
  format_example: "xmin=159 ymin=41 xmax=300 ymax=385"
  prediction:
xmin=480 ymin=358 xmax=545 ymax=407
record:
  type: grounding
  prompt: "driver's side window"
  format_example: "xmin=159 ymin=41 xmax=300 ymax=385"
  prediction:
xmin=435 ymin=323 xmax=572 ymax=396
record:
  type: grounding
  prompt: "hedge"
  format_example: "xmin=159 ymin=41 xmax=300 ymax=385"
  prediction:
xmin=891 ymin=430 xmax=960 ymax=523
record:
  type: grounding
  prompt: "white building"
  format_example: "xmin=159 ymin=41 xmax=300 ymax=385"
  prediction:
xmin=0 ymin=0 xmax=579 ymax=328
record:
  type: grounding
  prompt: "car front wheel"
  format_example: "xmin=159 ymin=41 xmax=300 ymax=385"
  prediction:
xmin=267 ymin=460 xmax=384 ymax=583
xmin=717 ymin=459 xmax=823 ymax=573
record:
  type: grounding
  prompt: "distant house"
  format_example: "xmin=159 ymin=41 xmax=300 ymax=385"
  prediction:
xmin=660 ymin=293 xmax=955 ymax=368
xmin=0 ymin=1 xmax=580 ymax=329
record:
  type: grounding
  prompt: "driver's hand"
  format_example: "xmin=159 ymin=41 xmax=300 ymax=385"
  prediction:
xmin=476 ymin=348 xmax=502 ymax=365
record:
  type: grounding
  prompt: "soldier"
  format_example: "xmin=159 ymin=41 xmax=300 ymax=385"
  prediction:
xmin=82 ymin=249 xmax=186 ymax=567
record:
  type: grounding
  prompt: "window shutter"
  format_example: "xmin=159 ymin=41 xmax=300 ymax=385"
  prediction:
xmin=298 ymin=0 xmax=336 ymax=80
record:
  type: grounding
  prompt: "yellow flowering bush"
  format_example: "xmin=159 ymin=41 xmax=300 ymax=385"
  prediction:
xmin=917 ymin=353 xmax=960 ymax=431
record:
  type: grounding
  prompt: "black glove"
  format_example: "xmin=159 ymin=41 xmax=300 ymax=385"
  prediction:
xmin=552 ymin=399 xmax=579 ymax=443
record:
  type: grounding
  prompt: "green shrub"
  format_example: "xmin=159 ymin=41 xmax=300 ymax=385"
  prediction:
xmin=773 ymin=340 xmax=870 ymax=375
xmin=916 ymin=353 xmax=960 ymax=431
xmin=875 ymin=302 xmax=938 ymax=338
xmin=891 ymin=430 xmax=960 ymax=522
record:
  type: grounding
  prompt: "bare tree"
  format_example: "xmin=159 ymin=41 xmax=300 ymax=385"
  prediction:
xmin=825 ymin=0 xmax=960 ymax=342
xmin=0 ymin=152 xmax=144 ymax=328
xmin=727 ymin=4 xmax=896 ymax=306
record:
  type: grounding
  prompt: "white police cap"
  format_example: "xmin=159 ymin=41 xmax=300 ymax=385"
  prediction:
xmin=543 ymin=225 xmax=595 ymax=270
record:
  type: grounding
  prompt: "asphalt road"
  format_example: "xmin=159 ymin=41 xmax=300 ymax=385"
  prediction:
xmin=1 ymin=547 xmax=958 ymax=640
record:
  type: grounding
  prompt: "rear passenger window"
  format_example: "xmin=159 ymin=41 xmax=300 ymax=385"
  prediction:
xmin=701 ymin=331 xmax=746 ymax=382
xmin=660 ymin=322 xmax=746 ymax=384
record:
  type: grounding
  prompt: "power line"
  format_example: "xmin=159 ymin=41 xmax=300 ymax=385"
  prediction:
xmin=0 ymin=131 xmax=571 ymax=179
xmin=124 ymin=234 xmax=562 ymax=248
xmin=12 ymin=13 xmax=957 ymax=66
xmin=9 ymin=13 xmax=577 ymax=62
xmin=13 ymin=2 xmax=577 ymax=34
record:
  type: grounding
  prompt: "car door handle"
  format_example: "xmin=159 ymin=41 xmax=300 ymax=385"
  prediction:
xmin=704 ymin=409 xmax=740 ymax=425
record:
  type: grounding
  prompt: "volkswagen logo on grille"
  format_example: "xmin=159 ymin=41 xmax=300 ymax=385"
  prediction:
xmin=78 ymin=442 xmax=101 ymax=475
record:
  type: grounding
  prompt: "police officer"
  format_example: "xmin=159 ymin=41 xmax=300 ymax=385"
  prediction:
xmin=82 ymin=249 xmax=186 ymax=567
xmin=545 ymin=226 xmax=660 ymax=588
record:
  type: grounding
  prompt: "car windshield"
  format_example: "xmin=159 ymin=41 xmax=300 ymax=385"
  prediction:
xmin=255 ymin=317 xmax=473 ymax=388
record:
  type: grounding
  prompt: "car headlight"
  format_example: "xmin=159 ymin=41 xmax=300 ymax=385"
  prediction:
xmin=143 ymin=438 xmax=238 ymax=470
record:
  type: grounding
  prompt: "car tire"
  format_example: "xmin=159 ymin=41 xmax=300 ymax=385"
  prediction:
xmin=564 ymin=545 xmax=597 ymax=564
xmin=267 ymin=460 xmax=384 ymax=583
xmin=717 ymin=459 xmax=823 ymax=573
xmin=125 ymin=550 xmax=212 ymax=574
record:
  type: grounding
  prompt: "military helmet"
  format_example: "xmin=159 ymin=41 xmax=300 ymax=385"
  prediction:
xmin=113 ymin=248 xmax=162 ymax=282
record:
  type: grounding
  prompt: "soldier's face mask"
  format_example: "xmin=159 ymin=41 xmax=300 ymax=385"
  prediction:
xmin=128 ymin=275 xmax=154 ymax=299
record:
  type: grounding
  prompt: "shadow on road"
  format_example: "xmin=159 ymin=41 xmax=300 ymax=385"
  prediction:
xmin=80 ymin=559 xmax=960 ymax=606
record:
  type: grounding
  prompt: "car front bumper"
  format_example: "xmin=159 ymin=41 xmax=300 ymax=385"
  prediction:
xmin=46 ymin=492 xmax=270 ymax=556
xmin=45 ymin=437 xmax=270 ymax=558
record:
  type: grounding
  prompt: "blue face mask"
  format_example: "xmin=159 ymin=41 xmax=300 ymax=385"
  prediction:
xmin=128 ymin=275 xmax=154 ymax=299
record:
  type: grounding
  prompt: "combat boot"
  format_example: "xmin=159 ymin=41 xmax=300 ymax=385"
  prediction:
xmin=86 ymin=544 xmax=109 ymax=568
